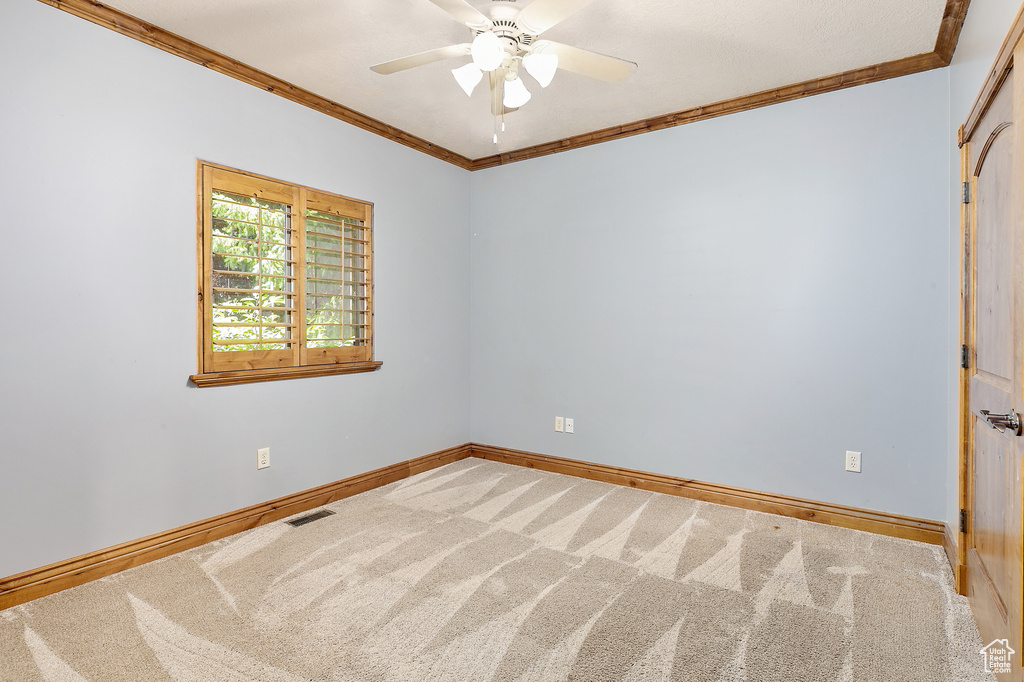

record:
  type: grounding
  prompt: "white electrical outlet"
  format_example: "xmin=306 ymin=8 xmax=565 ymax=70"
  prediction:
xmin=554 ymin=416 xmax=564 ymax=432
xmin=565 ymin=418 xmax=574 ymax=434
xmin=845 ymin=450 xmax=861 ymax=473
xmin=257 ymin=447 xmax=270 ymax=470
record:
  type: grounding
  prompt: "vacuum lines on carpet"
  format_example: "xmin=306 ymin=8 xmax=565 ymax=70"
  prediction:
xmin=0 ymin=459 xmax=993 ymax=681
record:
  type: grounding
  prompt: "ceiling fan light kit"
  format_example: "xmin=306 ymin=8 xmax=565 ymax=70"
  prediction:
xmin=452 ymin=62 xmax=484 ymax=96
xmin=502 ymin=75 xmax=532 ymax=108
xmin=470 ymin=31 xmax=506 ymax=71
xmin=523 ymin=52 xmax=558 ymax=88
xmin=371 ymin=0 xmax=637 ymax=143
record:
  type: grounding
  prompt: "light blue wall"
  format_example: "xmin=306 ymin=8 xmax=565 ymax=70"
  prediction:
xmin=945 ymin=0 xmax=1022 ymax=533
xmin=0 ymin=2 xmax=471 ymax=578
xmin=470 ymin=69 xmax=951 ymax=520
xmin=2 ymin=0 xmax=1010 ymax=579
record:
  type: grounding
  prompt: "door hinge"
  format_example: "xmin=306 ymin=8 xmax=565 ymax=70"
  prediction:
xmin=959 ymin=508 xmax=968 ymax=533
xmin=962 ymin=182 xmax=971 ymax=204
xmin=961 ymin=344 xmax=969 ymax=369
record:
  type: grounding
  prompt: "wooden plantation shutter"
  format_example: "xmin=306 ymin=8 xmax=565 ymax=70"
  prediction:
xmin=193 ymin=163 xmax=379 ymax=386
xmin=303 ymin=190 xmax=373 ymax=365
xmin=202 ymin=166 xmax=299 ymax=372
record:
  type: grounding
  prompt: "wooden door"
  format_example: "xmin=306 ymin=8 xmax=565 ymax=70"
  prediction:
xmin=963 ymin=50 xmax=1024 ymax=682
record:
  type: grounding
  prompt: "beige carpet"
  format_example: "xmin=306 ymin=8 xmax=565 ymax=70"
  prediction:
xmin=0 ymin=459 xmax=994 ymax=681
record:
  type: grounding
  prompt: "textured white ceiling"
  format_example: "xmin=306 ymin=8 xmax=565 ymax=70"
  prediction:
xmin=101 ymin=0 xmax=948 ymax=160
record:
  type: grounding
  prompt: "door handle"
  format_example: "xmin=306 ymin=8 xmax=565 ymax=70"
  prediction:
xmin=980 ymin=410 xmax=1023 ymax=436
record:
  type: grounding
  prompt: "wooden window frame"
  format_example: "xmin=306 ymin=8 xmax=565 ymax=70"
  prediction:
xmin=190 ymin=162 xmax=381 ymax=387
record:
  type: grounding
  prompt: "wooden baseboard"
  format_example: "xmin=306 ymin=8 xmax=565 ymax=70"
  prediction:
xmin=943 ymin=523 xmax=969 ymax=595
xmin=0 ymin=443 xmax=472 ymax=611
xmin=942 ymin=523 xmax=957 ymax=570
xmin=2 ymin=440 xmax=949 ymax=610
xmin=469 ymin=444 xmax=945 ymax=545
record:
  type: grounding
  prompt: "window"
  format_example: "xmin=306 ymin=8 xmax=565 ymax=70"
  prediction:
xmin=191 ymin=162 xmax=380 ymax=386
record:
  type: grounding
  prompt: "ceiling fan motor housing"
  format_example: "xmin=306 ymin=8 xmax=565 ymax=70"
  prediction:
xmin=477 ymin=19 xmax=535 ymax=58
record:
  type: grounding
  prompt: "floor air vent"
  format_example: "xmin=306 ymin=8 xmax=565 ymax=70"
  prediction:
xmin=285 ymin=509 xmax=336 ymax=527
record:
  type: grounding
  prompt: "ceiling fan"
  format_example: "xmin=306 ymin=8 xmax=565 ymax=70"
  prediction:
xmin=370 ymin=0 xmax=637 ymax=124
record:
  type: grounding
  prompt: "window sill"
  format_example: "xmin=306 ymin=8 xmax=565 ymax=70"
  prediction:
xmin=190 ymin=361 xmax=382 ymax=387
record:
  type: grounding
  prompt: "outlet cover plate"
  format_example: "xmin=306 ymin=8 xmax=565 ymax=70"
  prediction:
xmin=258 ymin=447 xmax=270 ymax=469
xmin=845 ymin=450 xmax=861 ymax=473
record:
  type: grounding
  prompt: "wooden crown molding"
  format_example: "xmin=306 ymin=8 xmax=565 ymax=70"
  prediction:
xmin=470 ymin=52 xmax=947 ymax=170
xmin=473 ymin=0 xmax=971 ymax=171
xmin=38 ymin=0 xmax=970 ymax=167
xmin=961 ymin=1 xmax=1024 ymax=145
xmin=38 ymin=0 xmax=476 ymax=170
xmin=936 ymin=0 xmax=972 ymax=64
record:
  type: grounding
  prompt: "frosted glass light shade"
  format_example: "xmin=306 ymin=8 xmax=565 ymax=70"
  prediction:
xmin=471 ymin=32 xmax=504 ymax=72
xmin=452 ymin=63 xmax=483 ymax=96
xmin=523 ymin=53 xmax=558 ymax=88
xmin=502 ymin=76 xmax=531 ymax=108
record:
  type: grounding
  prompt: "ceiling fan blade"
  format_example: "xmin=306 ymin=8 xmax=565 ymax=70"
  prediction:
xmin=514 ymin=0 xmax=596 ymax=35
xmin=532 ymin=40 xmax=636 ymax=82
xmin=488 ymin=69 xmax=517 ymax=116
xmin=370 ymin=44 xmax=471 ymax=75
xmin=427 ymin=0 xmax=492 ymax=30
